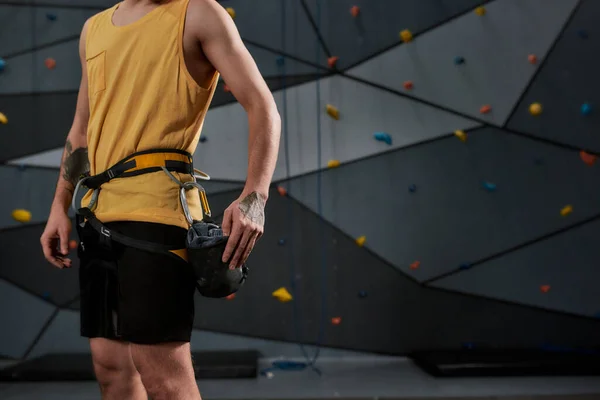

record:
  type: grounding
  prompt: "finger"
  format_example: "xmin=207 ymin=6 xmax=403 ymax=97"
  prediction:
xmin=240 ymin=233 xmax=258 ymax=266
xmin=58 ymin=228 xmax=69 ymax=256
xmin=229 ymin=228 xmax=253 ymax=269
xmin=221 ymin=208 xmax=233 ymax=236
xmin=41 ymin=236 xmax=63 ymax=268
xmin=222 ymin=220 xmax=243 ymax=263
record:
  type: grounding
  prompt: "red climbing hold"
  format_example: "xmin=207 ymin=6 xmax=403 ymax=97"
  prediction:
xmin=528 ymin=54 xmax=538 ymax=64
xmin=277 ymin=186 xmax=287 ymax=196
xmin=45 ymin=58 xmax=56 ymax=70
xmin=226 ymin=293 xmax=236 ymax=300
xmin=410 ymin=260 xmax=420 ymax=270
xmin=403 ymin=80 xmax=414 ymax=90
xmin=331 ymin=317 xmax=342 ymax=325
xmin=480 ymin=105 xmax=492 ymax=114
xmin=540 ymin=285 xmax=551 ymax=293
xmin=350 ymin=5 xmax=360 ymax=17
xmin=580 ymin=151 xmax=597 ymax=166
xmin=69 ymin=240 xmax=78 ymax=250
xmin=328 ymin=56 xmax=339 ymax=68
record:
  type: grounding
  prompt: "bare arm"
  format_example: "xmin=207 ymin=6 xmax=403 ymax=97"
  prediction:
xmin=52 ymin=19 xmax=91 ymax=214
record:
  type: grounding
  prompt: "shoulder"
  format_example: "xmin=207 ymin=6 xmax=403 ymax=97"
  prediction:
xmin=186 ymin=0 xmax=231 ymax=28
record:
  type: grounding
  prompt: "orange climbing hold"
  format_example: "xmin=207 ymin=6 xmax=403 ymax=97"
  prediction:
xmin=277 ymin=186 xmax=287 ymax=196
xmin=331 ymin=317 xmax=342 ymax=325
xmin=226 ymin=293 xmax=236 ymax=300
xmin=350 ymin=5 xmax=360 ymax=17
xmin=528 ymin=54 xmax=538 ymax=64
xmin=45 ymin=57 xmax=56 ymax=70
xmin=328 ymin=56 xmax=339 ymax=68
xmin=403 ymin=80 xmax=414 ymax=90
xmin=540 ymin=285 xmax=551 ymax=293
xmin=410 ymin=261 xmax=420 ymax=270
xmin=480 ymin=105 xmax=492 ymax=114
xmin=580 ymin=151 xmax=597 ymax=166
xmin=69 ymin=240 xmax=78 ymax=250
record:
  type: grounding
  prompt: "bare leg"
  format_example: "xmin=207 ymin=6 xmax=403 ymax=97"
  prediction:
xmin=90 ymin=338 xmax=147 ymax=400
xmin=131 ymin=341 xmax=201 ymax=400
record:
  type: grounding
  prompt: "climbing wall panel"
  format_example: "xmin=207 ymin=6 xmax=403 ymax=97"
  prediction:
xmin=0 ymin=221 xmax=80 ymax=307
xmin=303 ymin=0 xmax=487 ymax=70
xmin=190 ymin=187 xmax=600 ymax=353
xmin=284 ymin=126 xmax=600 ymax=282
xmin=431 ymin=218 xmax=600 ymax=318
xmin=347 ymin=0 xmax=579 ymax=126
xmin=0 ymin=280 xmax=56 ymax=359
xmin=27 ymin=309 xmax=90 ymax=359
xmin=506 ymin=0 xmax=600 ymax=153
xmin=244 ymin=43 xmax=325 ymax=78
xmin=198 ymin=75 xmax=479 ymax=181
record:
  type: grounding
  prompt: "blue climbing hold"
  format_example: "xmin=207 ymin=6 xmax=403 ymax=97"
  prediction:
xmin=46 ymin=13 xmax=57 ymax=21
xmin=276 ymin=56 xmax=285 ymax=66
xmin=578 ymin=29 xmax=589 ymax=39
xmin=358 ymin=290 xmax=368 ymax=298
xmin=581 ymin=103 xmax=592 ymax=116
xmin=483 ymin=181 xmax=496 ymax=192
xmin=0 ymin=58 xmax=5 ymax=72
xmin=454 ymin=56 xmax=465 ymax=65
xmin=374 ymin=132 xmax=392 ymax=145
xmin=408 ymin=184 xmax=417 ymax=193
xmin=278 ymin=238 xmax=286 ymax=246
xmin=459 ymin=263 xmax=472 ymax=270
xmin=199 ymin=136 xmax=207 ymax=143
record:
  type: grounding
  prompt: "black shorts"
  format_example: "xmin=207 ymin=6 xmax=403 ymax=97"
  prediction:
xmin=77 ymin=221 xmax=196 ymax=344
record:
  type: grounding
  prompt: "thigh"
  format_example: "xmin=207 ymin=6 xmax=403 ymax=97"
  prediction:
xmin=130 ymin=341 xmax=194 ymax=378
xmin=108 ymin=222 xmax=196 ymax=344
xmin=90 ymin=338 xmax=136 ymax=374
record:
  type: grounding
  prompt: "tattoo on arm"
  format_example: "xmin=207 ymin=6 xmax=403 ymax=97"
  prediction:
xmin=62 ymin=139 xmax=89 ymax=188
xmin=237 ymin=192 xmax=266 ymax=225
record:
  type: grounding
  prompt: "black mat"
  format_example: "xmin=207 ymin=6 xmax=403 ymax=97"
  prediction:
xmin=411 ymin=349 xmax=600 ymax=377
xmin=0 ymin=350 xmax=258 ymax=381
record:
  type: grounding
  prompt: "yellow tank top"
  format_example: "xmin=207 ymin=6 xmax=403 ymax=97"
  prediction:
xmin=83 ymin=0 xmax=218 ymax=229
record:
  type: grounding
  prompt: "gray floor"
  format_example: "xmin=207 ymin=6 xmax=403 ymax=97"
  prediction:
xmin=1 ymin=357 xmax=600 ymax=399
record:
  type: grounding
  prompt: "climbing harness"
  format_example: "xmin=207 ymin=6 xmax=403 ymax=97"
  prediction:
xmin=72 ymin=148 xmax=248 ymax=298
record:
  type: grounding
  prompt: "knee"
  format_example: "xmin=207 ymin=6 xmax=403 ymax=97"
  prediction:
xmin=93 ymin=357 xmax=138 ymax=393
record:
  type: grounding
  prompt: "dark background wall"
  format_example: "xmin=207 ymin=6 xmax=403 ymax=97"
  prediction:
xmin=1 ymin=0 xmax=599 ymax=360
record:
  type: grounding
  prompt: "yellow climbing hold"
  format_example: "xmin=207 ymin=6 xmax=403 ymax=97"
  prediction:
xmin=226 ymin=7 xmax=236 ymax=19
xmin=454 ymin=130 xmax=467 ymax=142
xmin=0 ymin=112 xmax=7 ymax=124
xmin=326 ymin=104 xmax=340 ymax=120
xmin=475 ymin=6 xmax=486 ymax=16
xmin=560 ymin=205 xmax=573 ymax=217
xmin=400 ymin=29 xmax=413 ymax=43
xmin=327 ymin=159 xmax=341 ymax=168
xmin=529 ymin=102 xmax=543 ymax=116
xmin=272 ymin=287 xmax=293 ymax=302
xmin=12 ymin=209 xmax=32 ymax=223
xmin=355 ymin=235 xmax=366 ymax=247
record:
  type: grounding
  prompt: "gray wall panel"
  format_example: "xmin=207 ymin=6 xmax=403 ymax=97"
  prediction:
xmin=348 ymin=0 xmax=579 ymax=125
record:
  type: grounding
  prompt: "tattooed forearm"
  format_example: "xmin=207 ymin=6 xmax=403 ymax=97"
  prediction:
xmin=62 ymin=139 xmax=89 ymax=187
xmin=238 ymin=192 xmax=266 ymax=225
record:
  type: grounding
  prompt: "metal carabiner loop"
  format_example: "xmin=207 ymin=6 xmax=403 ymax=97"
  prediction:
xmin=71 ymin=177 xmax=99 ymax=214
xmin=162 ymin=167 xmax=212 ymax=226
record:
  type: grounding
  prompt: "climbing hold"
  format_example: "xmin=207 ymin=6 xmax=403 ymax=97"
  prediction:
xmin=272 ymin=287 xmax=293 ymax=302
xmin=278 ymin=238 xmax=286 ymax=246
xmin=328 ymin=56 xmax=339 ymax=68
xmin=580 ymin=151 xmax=597 ymax=166
xmin=560 ymin=205 xmax=573 ymax=217
xmin=277 ymin=186 xmax=287 ymax=196
xmin=528 ymin=54 xmax=538 ymax=64
xmin=454 ymin=130 xmax=467 ymax=142
xmin=266 ymin=371 xmax=274 ymax=379
xmin=0 ymin=58 xmax=5 ymax=72
xmin=327 ymin=159 xmax=341 ymax=168
xmin=326 ymin=104 xmax=340 ymax=120
xmin=358 ymin=290 xmax=368 ymax=298
xmin=474 ymin=6 xmax=486 ymax=16
xmin=459 ymin=263 xmax=472 ymax=270
xmin=483 ymin=182 xmax=496 ymax=192
xmin=409 ymin=261 xmax=420 ymax=270
xmin=0 ymin=112 xmax=7 ymax=124
xmin=226 ymin=7 xmax=236 ymax=19
xmin=331 ymin=317 xmax=342 ymax=325
xmin=350 ymin=5 xmax=360 ymax=17
xmin=11 ymin=209 xmax=32 ymax=223
xmin=223 ymin=84 xmax=231 ymax=93
xmin=540 ymin=285 xmax=551 ymax=293
xmin=581 ymin=103 xmax=592 ymax=116
xmin=69 ymin=240 xmax=78 ymax=250
xmin=355 ymin=235 xmax=366 ymax=247
xmin=399 ymin=29 xmax=413 ymax=43
xmin=408 ymin=184 xmax=417 ymax=193
xmin=480 ymin=105 xmax=492 ymax=114
xmin=454 ymin=56 xmax=465 ymax=65
xmin=45 ymin=58 xmax=56 ymax=70
xmin=403 ymin=80 xmax=414 ymax=90
xmin=199 ymin=136 xmax=207 ymax=143
xmin=276 ymin=56 xmax=285 ymax=67
xmin=529 ymin=102 xmax=543 ymax=116
xmin=225 ymin=293 xmax=236 ymax=300
xmin=577 ymin=29 xmax=588 ymax=39
xmin=46 ymin=13 xmax=57 ymax=21
xmin=374 ymin=132 xmax=392 ymax=145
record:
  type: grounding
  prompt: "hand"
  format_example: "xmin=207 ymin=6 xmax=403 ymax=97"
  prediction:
xmin=221 ymin=192 xmax=266 ymax=268
xmin=40 ymin=207 xmax=73 ymax=269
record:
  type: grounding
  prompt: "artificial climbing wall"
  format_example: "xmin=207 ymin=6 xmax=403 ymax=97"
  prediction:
xmin=0 ymin=0 xmax=599 ymax=360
